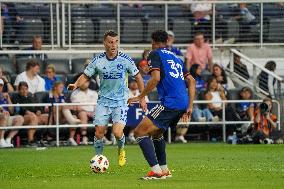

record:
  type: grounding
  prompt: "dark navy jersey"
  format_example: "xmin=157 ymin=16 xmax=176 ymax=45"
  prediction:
xmin=148 ymin=48 xmax=190 ymax=111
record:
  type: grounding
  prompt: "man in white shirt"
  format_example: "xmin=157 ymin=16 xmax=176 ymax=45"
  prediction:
xmin=14 ymin=59 xmax=45 ymax=94
xmin=71 ymin=80 xmax=98 ymax=145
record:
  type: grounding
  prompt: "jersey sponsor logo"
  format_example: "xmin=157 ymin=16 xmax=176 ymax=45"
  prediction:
xmin=102 ymin=72 xmax=123 ymax=80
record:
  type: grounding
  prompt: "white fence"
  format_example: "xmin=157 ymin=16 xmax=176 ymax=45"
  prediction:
xmin=1 ymin=0 xmax=284 ymax=48
xmin=0 ymin=100 xmax=281 ymax=145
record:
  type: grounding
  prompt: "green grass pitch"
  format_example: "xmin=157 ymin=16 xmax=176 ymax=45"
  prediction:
xmin=0 ymin=143 xmax=284 ymax=189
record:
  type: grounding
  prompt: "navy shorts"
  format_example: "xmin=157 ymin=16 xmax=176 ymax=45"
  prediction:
xmin=147 ymin=104 xmax=185 ymax=131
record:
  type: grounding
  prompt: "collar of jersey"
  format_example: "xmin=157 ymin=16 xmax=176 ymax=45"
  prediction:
xmin=105 ymin=52 xmax=118 ymax=61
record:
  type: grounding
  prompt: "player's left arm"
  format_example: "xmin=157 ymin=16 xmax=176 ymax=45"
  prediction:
xmin=184 ymin=74 xmax=195 ymax=117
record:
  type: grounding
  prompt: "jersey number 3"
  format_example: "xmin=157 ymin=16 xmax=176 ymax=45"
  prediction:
xmin=167 ymin=60 xmax=184 ymax=80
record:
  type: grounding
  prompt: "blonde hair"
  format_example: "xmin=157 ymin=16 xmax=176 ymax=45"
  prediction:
xmin=46 ymin=64 xmax=55 ymax=73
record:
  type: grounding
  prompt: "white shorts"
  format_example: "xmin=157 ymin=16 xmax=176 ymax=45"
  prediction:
xmin=94 ymin=104 xmax=129 ymax=126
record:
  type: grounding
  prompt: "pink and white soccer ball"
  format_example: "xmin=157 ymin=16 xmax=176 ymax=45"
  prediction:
xmin=90 ymin=155 xmax=109 ymax=173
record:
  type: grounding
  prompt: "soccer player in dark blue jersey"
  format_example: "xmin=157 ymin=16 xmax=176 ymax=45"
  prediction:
xmin=128 ymin=30 xmax=195 ymax=180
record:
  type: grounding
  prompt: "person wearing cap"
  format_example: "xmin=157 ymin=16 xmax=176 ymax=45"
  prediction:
xmin=0 ymin=79 xmax=24 ymax=148
xmin=236 ymin=87 xmax=255 ymax=134
xmin=167 ymin=31 xmax=183 ymax=60
xmin=138 ymin=59 xmax=151 ymax=86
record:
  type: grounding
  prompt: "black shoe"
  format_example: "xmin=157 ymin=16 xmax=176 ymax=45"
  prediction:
xmin=26 ymin=141 xmax=38 ymax=147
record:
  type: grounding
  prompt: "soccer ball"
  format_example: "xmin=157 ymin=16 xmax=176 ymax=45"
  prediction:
xmin=90 ymin=155 xmax=109 ymax=173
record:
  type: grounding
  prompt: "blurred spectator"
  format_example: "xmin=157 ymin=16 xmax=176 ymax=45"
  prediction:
xmin=252 ymin=97 xmax=277 ymax=144
xmin=12 ymin=81 xmax=48 ymax=147
xmin=44 ymin=64 xmax=61 ymax=91
xmin=258 ymin=61 xmax=277 ymax=98
xmin=14 ymin=59 xmax=45 ymax=94
xmin=167 ymin=31 xmax=183 ymax=60
xmin=175 ymin=113 xmax=190 ymax=143
xmin=138 ymin=60 xmax=151 ymax=86
xmin=0 ymin=66 xmax=14 ymax=92
xmin=127 ymin=78 xmax=149 ymax=143
xmin=228 ymin=53 xmax=249 ymax=80
xmin=186 ymin=32 xmax=213 ymax=72
xmin=0 ymin=80 xmax=24 ymax=148
xmin=142 ymin=49 xmax=150 ymax=61
xmin=23 ymin=35 xmax=47 ymax=61
xmin=204 ymin=77 xmax=227 ymax=120
xmin=235 ymin=3 xmax=256 ymax=23
xmin=236 ymin=87 xmax=254 ymax=133
xmin=0 ymin=3 xmax=22 ymax=44
xmin=189 ymin=64 xmax=206 ymax=92
xmin=212 ymin=64 xmax=235 ymax=91
xmin=47 ymin=81 xmax=81 ymax=146
xmin=70 ymin=80 xmax=98 ymax=145
xmin=190 ymin=1 xmax=212 ymax=40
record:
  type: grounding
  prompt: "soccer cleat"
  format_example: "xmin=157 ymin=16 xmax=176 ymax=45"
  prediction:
xmin=140 ymin=171 xmax=165 ymax=180
xmin=118 ymin=149 xmax=126 ymax=167
xmin=162 ymin=170 xmax=172 ymax=178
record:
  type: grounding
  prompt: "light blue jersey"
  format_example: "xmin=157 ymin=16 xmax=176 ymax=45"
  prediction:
xmin=84 ymin=51 xmax=139 ymax=108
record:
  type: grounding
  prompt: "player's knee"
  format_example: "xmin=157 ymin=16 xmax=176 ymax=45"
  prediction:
xmin=112 ymin=129 xmax=123 ymax=139
xmin=95 ymin=127 xmax=105 ymax=139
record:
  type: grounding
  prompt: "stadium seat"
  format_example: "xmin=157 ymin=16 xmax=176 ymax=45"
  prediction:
xmin=45 ymin=59 xmax=71 ymax=75
xmin=71 ymin=58 xmax=87 ymax=74
xmin=226 ymin=89 xmax=241 ymax=109
xmin=267 ymin=18 xmax=284 ymax=42
xmin=168 ymin=5 xmax=184 ymax=18
xmin=146 ymin=19 xmax=165 ymax=42
xmin=71 ymin=5 xmax=89 ymax=18
xmin=0 ymin=57 xmax=16 ymax=75
xmin=16 ymin=58 xmax=45 ymax=74
xmin=121 ymin=18 xmax=143 ymax=43
xmin=17 ymin=18 xmax=44 ymax=44
xmin=120 ymin=5 xmax=140 ymax=18
xmin=34 ymin=91 xmax=49 ymax=103
xmin=72 ymin=17 xmax=94 ymax=44
xmin=14 ymin=4 xmax=38 ymax=18
xmin=66 ymin=74 xmax=77 ymax=87
xmin=141 ymin=6 xmax=163 ymax=18
xmin=95 ymin=18 xmax=117 ymax=42
xmin=64 ymin=90 xmax=73 ymax=102
xmin=88 ymin=5 xmax=115 ymax=18
xmin=170 ymin=18 xmax=192 ymax=43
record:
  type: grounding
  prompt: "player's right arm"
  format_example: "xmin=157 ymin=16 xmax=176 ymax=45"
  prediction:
xmin=68 ymin=59 xmax=97 ymax=90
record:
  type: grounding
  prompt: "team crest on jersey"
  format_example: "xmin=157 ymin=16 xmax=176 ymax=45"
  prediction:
xmin=117 ymin=64 xmax=123 ymax=70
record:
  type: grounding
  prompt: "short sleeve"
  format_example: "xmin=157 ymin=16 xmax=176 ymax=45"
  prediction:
xmin=84 ymin=59 xmax=97 ymax=78
xmin=127 ymin=60 xmax=139 ymax=76
xmin=14 ymin=74 xmax=21 ymax=86
xmin=148 ymin=51 xmax=162 ymax=73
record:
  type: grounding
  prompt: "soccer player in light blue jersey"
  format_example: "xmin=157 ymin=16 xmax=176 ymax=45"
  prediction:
xmin=69 ymin=31 xmax=147 ymax=167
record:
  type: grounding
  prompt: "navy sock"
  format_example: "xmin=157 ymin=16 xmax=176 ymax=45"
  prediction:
xmin=153 ymin=136 xmax=167 ymax=166
xmin=136 ymin=136 xmax=158 ymax=167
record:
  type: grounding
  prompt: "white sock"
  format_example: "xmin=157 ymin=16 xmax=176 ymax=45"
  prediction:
xmin=160 ymin=165 xmax=169 ymax=172
xmin=151 ymin=164 xmax=162 ymax=174
xmin=0 ymin=138 xmax=5 ymax=143
xmin=5 ymin=138 xmax=11 ymax=144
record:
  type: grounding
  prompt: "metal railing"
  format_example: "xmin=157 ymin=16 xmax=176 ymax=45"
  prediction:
xmin=1 ymin=0 xmax=284 ymax=48
xmin=228 ymin=48 xmax=283 ymax=98
xmin=0 ymin=99 xmax=281 ymax=145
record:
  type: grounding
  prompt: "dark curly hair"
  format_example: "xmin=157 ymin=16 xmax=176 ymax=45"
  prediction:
xmin=151 ymin=30 xmax=168 ymax=44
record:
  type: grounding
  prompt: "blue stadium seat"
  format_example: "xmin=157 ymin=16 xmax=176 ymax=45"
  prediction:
xmin=14 ymin=4 xmax=38 ymax=18
xmin=168 ymin=5 xmax=184 ymax=18
xmin=89 ymin=5 xmax=115 ymax=18
xmin=45 ymin=59 xmax=70 ymax=75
